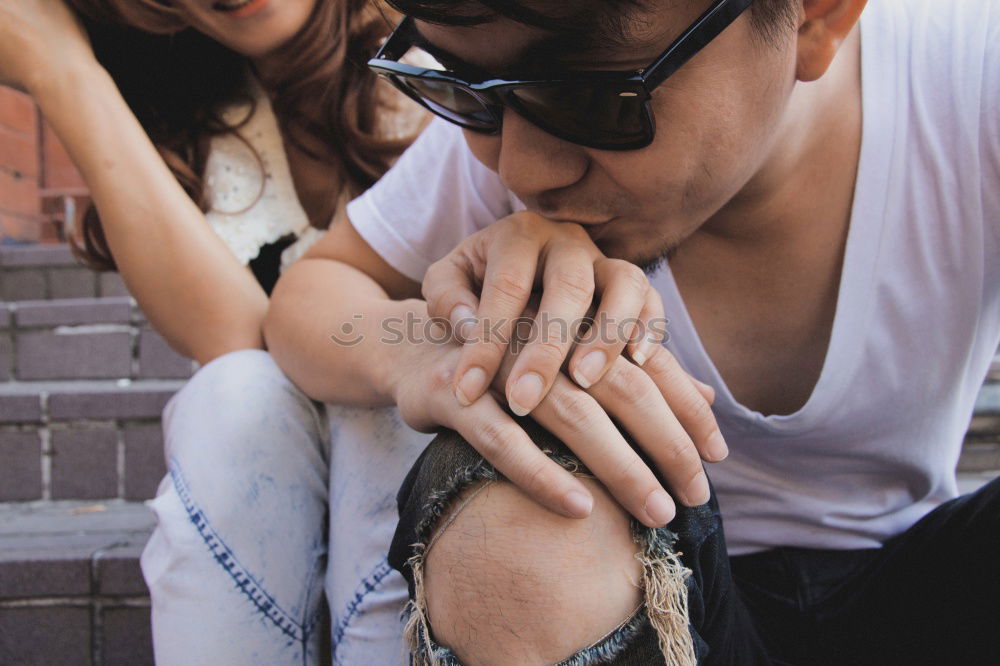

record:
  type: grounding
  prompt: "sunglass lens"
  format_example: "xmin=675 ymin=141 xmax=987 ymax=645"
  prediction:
xmin=396 ymin=77 xmax=497 ymax=131
xmin=507 ymin=84 xmax=649 ymax=148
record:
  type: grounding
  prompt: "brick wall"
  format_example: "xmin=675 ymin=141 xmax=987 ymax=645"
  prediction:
xmin=0 ymin=86 xmax=88 ymax=245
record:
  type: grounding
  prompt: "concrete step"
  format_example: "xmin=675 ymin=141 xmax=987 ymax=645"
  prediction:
xmin=0 ymin=244 xmax=126 ymax=302
xmin=0 ymin=500 xmax=154 ymax=665
xmin=1 ymin=380 xmax=184 ymax=503
xmin=0 ymin=297 xmax=194 ymax=382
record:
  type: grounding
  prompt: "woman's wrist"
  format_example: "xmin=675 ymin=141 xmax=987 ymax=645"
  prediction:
xmin=26 ymin=54 xmax=108 ymax=110
xmin=373 ymin=298 xmax=432 ymax=405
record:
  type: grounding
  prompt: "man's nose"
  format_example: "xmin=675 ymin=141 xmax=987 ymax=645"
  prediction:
xmin=496 ymin=108 xmax=590 ymax=202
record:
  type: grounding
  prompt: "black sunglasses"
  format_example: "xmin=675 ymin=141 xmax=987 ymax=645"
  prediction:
xmin=369 ymin=0 xmax=756 ymax=151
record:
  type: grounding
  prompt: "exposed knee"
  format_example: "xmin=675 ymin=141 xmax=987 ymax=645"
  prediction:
xmin=421 ymin=478 xmax=643 ymax=665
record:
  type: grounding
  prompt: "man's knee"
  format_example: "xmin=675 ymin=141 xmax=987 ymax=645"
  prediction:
xmin=421 ymin=478 xmax=643 ymax=665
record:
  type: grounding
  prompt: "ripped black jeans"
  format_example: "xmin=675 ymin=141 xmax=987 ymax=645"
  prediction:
xmin=389 ymin=417 xmax=1000 ymax=665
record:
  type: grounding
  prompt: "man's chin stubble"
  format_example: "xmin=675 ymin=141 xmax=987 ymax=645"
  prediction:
xmin=595 ymin=235 xmax=682 ymax=276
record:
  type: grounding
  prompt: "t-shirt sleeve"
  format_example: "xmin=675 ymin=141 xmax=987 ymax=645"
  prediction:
xmin=347 ymin=117 xmax=514 ymax=282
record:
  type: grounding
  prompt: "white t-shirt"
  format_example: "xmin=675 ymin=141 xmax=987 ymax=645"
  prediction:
xmin=348 ymin=0 xmax=1000 ymax=554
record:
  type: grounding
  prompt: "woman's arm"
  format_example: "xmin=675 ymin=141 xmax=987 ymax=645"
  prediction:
xmin=2 ymin=0 xmax=268 ymax=363
xmin=264 ymin=214 xmax=422 ymax=405
xmin=31 ymin=61 xmax=269 ymax=364
xmin=264 ymin=221 xmax=604 ymax=520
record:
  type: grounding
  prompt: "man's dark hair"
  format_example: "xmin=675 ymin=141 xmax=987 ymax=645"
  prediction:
xmin=385 ymin=0 xmax=799 ymax=54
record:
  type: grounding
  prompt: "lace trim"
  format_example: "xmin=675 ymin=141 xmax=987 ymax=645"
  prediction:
xmin=204 ymin=79 xmax=312 ymax=266
xmin=204 ymin=77 xmax=427 ymax=269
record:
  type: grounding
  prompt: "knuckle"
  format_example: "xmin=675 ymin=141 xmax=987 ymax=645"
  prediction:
xmin=489 ymin=270 xmax=532 ymax=304
xmin=561 ymin=222 xmax=592 ymax=242
xmin=612 ymin=260 xmax=649 ymax=294
xmin=549 ymin=266 xmax=596 ymax=303
xmin=478 ymin=335 xmax=510 ymax=361
xmin=601 ymin=359 xmax=641 ymax=397
xmin=527 ymin=339 xmax=568 ymax=367
xmin=547 ymin=389 xmax=596 ymax=434
xmin=501 ymin=213 xmax=541 ymax=240
xmin=611 ymin=454 xmax=648 ymax=490
xmin=659 ymin=432 xmax=695 ymax=464
xmin=521 ymin=462 xmax=559 ymax=497
xmin=471 ymin=419 xmax=520 ymax=461
xmin=423 ymin=258 xmax=446 ymax=285
xmin=681 ymin=393 xmax=715 ymax=428
xmin=642 ymin=343 xmax=673 ymax=373
xmin=428 ymin=364 xmax=455 ymax=394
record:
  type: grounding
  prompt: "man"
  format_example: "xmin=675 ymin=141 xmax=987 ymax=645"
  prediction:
xmin=265 ymin=0 xmax=1000 ymax=662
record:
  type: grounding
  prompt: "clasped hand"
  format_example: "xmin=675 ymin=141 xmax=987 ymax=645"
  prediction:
xmin=394 ymin=212 xmax=728 ymax=528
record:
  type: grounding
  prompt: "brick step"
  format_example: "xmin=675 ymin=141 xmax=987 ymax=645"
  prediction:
xmin=1 ymin=297 xmax=194 ymax=382
xmin=1 ymin=380 xmax=183 ymax=503
xmin=0 ymin=500 xmax=154 ymax=665
xmin=0 ymin=244 xmax=123 ymax=302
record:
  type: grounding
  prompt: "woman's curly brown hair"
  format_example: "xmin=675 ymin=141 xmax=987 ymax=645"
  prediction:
xmin=65 ymin=0 xmax=411 ymax=270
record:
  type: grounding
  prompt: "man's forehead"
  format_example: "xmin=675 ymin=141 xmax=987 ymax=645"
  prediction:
xmin=415 ymin=20 xmax=554 ymax=73
xmin=413 ymin=1 xmax=702 ymax=73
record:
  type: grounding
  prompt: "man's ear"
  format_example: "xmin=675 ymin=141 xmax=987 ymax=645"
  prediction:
xmin=796 ymin=0 xmax=867 ymax=82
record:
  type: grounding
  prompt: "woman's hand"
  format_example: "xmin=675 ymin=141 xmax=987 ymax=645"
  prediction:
xmin=391 ymin=301 xmax=723 ymax=528
xmin=0 ymin=0 xmax=95 ymax=93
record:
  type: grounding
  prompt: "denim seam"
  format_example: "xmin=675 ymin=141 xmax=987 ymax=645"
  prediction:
xmin=331 ymin=555 xmax=396 ymax=660
xmin=169 ymin=458 xmax=308 ymax=643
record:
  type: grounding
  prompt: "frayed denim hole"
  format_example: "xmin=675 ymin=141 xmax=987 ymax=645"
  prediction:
xmin=631 ymin=520 xmax=697 ymax=666
xmin=401 ymin=450 xmax=697 ymax=666
xmin=555 ymin=608 xmax=650 ymax=666
xmin=402 ymin=458 xmax=500 ymax=666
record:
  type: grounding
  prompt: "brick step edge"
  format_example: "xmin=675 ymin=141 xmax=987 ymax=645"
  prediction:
xmin=1 ymin=298 xmax=195 ymax=382
xmin=0 ymin=244 xmax=129 ymax=302
xmin=0 ymin=499 xmax=153 ymax=665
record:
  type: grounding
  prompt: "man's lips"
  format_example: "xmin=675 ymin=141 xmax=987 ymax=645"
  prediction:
xmin=544 ymin=216 xmax=616 ymax=236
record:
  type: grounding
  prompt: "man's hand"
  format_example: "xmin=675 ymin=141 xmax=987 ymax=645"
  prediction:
xmin=393 ymin=300 xmax=724 ymax=527
xmin=418 ymin=213 xmax=730 ymax=521
xmin=424 ymin=212 xmax=674 ymax=410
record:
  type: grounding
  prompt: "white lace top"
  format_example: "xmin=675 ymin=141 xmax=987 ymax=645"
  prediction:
xmin=203 ymin=78 xmax=424 ymax=272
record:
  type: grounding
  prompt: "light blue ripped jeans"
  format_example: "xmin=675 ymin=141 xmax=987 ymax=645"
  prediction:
xmin=140 ymin=349 xmax=435 ymax=665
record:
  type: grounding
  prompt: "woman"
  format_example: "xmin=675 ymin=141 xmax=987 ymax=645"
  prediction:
xmin=0 ymin=0 xmax=426 ymax=662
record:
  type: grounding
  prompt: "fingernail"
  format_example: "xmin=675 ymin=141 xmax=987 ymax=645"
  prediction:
xmin=509 ymin=372 xmax=544 ymax=416
xmin=571 ymin=350 xmax=607 ymax=389
xmin=644 ymin=489 xmax=675 ymax=526
xmin=563 ymin=490 xmax=593 ymax=518
xmin=632 ymin=337 xmax=660 ymax=367
xmin=450 ymin=305 xmax=477 ymax=341
xmin=705 ymin=431 xmax=728 ymax=462
xmin=455 ymin=366 xmax=487 ymax=406
xmin=685 ymin=472 xmax=711 ymax=506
